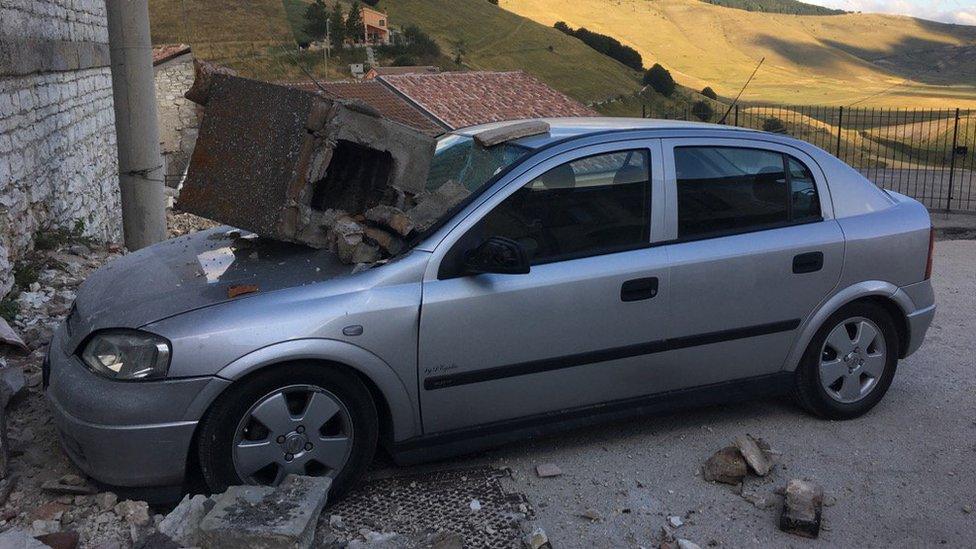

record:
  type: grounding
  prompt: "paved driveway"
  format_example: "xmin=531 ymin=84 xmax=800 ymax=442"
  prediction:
xmin=459 ymin=240 xmax=976 ymax=547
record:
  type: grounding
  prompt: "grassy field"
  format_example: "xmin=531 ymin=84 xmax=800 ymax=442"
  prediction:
xmin=374 ymin=0 xmax=641 ymax=104
xmin=499 ymin=0 xmax=976 ymax=108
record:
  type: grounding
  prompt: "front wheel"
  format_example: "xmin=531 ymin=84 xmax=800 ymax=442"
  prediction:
xmin=197 ymin=363 xmax=378 ymax=498
xmin=793 ymin=302 xmax=899 ymax=420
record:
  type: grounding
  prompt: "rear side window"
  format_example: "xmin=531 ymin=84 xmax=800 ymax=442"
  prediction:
xmin=674 ymin=147 xmax=821 ymax=239
xmin=478 ymin=149 xmax=651 ymax=264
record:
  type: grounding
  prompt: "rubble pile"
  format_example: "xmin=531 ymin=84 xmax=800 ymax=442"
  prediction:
xmin=178 ymin=70 xmax=453 ymax=268
xmin=701 ymin=434 xmax=827 ymax=539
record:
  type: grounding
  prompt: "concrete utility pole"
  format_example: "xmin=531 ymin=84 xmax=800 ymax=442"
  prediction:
xmin=106 ymin=0 xmax=167 ymax=250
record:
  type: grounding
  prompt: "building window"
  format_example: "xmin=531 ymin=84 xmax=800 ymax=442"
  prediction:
xmin=379 ymin=19 xmax=385 ymax=27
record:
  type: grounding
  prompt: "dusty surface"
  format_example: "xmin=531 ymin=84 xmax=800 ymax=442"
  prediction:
xmin=430 ymin=239 xmax=973 ymax=548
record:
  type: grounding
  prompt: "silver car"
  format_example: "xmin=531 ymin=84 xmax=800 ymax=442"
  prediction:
xmin=44 ymin=118 xmax=936 ymax=498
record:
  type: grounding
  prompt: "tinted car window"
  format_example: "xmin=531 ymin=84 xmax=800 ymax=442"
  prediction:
xmin=477 ymin=150 xmax=651 ymax=264
xmin=675 ymin=147 xmax=820 ymax=239
xmin=789 ymin=157 xmax=822 ymax=222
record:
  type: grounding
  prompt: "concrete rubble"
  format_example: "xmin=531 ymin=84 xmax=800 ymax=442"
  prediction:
xmin=779 ymin=479 xmax=824 ymax=538
xmin=178 ymin=69 xmax=449 ymax=267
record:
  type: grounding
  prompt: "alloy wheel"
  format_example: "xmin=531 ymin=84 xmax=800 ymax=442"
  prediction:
xmin=819 ymin=316 xmax=887 ymax=404
xmin=232 ymin=384 xmax=354 ymax=485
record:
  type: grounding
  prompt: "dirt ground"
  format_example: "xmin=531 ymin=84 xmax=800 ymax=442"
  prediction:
xmin=426 ymin=239 xmax=974 ymax=548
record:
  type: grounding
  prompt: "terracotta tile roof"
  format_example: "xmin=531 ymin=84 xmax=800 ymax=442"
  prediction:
xmin=152 ymin=44 xmax=191 ymax=66
xmin=377 ymin=70 xmax=597 ymax=129
xmin=367 ymin=66 xmax=440 ymax=77
xmin=281 ymin=80 xmax=445 ymax=135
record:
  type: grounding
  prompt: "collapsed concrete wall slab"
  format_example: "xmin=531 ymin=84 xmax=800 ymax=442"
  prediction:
xmin=178 ymin=73 xmax=437 ymax=251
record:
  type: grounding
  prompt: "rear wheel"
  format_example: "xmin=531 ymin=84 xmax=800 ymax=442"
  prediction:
xmin=197 ymin=363 xmax=377 ymax=498
xmin=793 ymin=302 xmax=899 ymax=419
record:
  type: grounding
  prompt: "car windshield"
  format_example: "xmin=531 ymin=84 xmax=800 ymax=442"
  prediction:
xmin=424 ymin=134 xmax=531 ymax=194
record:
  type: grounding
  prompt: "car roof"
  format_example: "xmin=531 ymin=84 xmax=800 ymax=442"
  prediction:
xmin=453 ymin=117 xmax=764 ymax=149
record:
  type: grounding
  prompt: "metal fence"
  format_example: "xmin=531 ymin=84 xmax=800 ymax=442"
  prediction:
xmin=644 ymin=105 xmax=976 ymax=212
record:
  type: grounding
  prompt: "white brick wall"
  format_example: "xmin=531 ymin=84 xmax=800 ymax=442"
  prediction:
xmin=0 ymin=0 xmax=121 ymax=298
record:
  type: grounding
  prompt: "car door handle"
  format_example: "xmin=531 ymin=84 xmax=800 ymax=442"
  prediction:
xmin=793 ymin=252 xmax=824 ymax=274
xmin=621 ymin=277 xmax=658 ymax=302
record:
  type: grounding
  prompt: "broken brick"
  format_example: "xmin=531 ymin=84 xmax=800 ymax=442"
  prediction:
xmin=405 ymin=180 xmax=471 ymax=233
xmin=702 ymin=446 xmax=748 ymax=485
xmin=364 ymin=226 xmax=404 ymax=256
xmin=779 ymin=479 xmax=824 ymax=538
xmin=227 ymin=285 xmax=259 ymax=298
xmin=365 ymin=205 xmax=415 ymax=236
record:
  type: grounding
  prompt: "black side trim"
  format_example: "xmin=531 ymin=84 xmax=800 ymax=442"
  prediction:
xmin=394 ymin=372 xmax=794 ymax=461
xmin=423 ymin=319 xmax=800 ymax=390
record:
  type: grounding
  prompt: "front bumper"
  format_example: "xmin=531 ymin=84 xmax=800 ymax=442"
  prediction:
xmin=44 ymin=325 xmax=227 ymax=487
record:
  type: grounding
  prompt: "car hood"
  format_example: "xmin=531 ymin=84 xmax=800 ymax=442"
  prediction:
xmin=67 ymin=227 xmax=354 ymax=349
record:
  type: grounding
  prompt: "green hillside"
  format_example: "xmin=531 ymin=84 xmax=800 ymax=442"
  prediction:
xmin=375 ymin=0 xmax=640 ymax=104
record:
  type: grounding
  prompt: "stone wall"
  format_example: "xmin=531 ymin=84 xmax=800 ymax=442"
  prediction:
xmin=154 ymin=53 xmax=199 ymax=188
xmin=0 ymin=0 xmax=122 ymax=298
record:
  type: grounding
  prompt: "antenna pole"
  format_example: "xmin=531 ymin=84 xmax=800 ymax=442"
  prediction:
xmin=718 ymin=57 xmax=765 ymax=125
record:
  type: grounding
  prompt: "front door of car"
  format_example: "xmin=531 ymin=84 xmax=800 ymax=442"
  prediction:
xmin=418 ymin=141 xmax=673 ymax=434
xmin=659 ymin=138 xmax=844 ymax=388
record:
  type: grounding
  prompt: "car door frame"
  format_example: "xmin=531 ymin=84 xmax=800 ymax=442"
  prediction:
xmin=659 ymin=136 xmax=844 ymax=380
xmin=415 ymin=137 xmax=670 ymax=433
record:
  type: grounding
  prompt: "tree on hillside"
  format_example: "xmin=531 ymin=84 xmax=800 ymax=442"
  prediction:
xmin=554 ymin=21 xmax=572 ymax=35
xmin=551 ymin=22 xmax=643 ymax=71
xmin=691 ymin=100 xmax=715 ymax=122
xmin=303 ymin=0 xmax=329 ymax=42
xmin=329 ymin=4 xmax=346 ymax=48
xmin=762 ymin=117 xmax=787 ymax=133
xmin=644 ymin=64 xmax=675 ymax=97
xmin=345 ymin=2 xmax=364 ymax=44
xmin=451 ymin=39 xmax=466 ymax=67
xmin=701 ymin=86 xmax=718 ymax=100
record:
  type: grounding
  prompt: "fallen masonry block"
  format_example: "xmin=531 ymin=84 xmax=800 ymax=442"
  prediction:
xmin=179 ymin=73 xmax=436 ymax=252
xmin=734 ymin=434 xmax=772 ymax=476
xmin=779 ymin=479 xmax=824 ymax=538
xmin=198 ymin=474 xmax=331 ymax=549
xmin=702 ymin=446 xmax=748 ymax=485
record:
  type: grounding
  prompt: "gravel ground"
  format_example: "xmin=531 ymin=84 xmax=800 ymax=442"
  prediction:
xmin=434 ymin=240 xmax=975 ymax=548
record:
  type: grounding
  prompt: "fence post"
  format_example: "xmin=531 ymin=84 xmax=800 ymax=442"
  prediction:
xmin=734 ymin=105 xmax=739 ymax=127
xmin=946 ymin=108 xmax=961 ymax=211
xmin=835 ymin=106 xmax=844 ymax=157
xmin=642 ymin=104 xmax=646 ymax=118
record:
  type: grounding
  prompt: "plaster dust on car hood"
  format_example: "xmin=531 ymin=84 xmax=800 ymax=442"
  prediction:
xmin=67 ymin=227 xmax=354 ymax=342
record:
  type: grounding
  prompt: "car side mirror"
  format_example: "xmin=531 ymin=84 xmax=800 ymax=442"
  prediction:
xmin=463 ymin=236 xmax=530 ymax=275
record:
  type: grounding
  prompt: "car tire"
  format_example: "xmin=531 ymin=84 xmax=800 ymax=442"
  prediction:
xmin=793 ymin=302 xmax=899 ymax=420
xmin=197 ymin=362 xmax=378 ymax=499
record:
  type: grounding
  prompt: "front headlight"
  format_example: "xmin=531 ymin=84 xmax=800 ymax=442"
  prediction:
xmin=80 ymin=330 xmax=171 ymax=380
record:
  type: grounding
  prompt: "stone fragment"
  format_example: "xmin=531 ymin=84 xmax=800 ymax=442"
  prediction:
xmin=227 ymin=284 xmax=259 ymax=298
xmin=405 ymin=181 xmax=471 ymax=233
xmin=668 ymin=515 xmax=684 ymax=528
xmin=779 ymin=479 xmax=824 ymax=539
xmin=94 ymin=492 xmax=118 ymax=511
xmin=734 ymin=434 xmax=772 ymax=476
xmin=469 ymin=499 xmax=482 ymax=512
xmin=702 ymin=446 xmax=748 ymax=485
xmin=347 ymin=531 xmax=409 ymax=548
xmin=363 ymin=226 xmax=403 ymax=256
xmin=535 ymin=463 xmax=562 ymax=478
xmin=0 ymin=527 xmax=48 ymax=549
xmin=158 ymin=494 xmax=212 ymax=547
xmin=35 ymin=530 xmax=80 ymax=549
xmin=677 ymin=539 xmax=702 ymax=549
xmin=0 ymin=363 xmax=26 ymax=407
xmin=31 ymin=519 xmax=62 ymax=536
xmin=473 ymin=120 xmax=550 ymax=147
xmin=41 ymin=479 xmax=96 ymax=496
xmin=198 ymin=474 xmax=331 ymax=549
xmin=0 ymin=318 xmax=29 ymax=354
xmin=578 ymin=508 xmax=602 ymax=522
xmin=426 ymin=530 xmax=464 ymax=549
xmin=521 ymin=522 xmax=550 ymax=549
xmin=114 ymin=500 xmax=151 ymax=526
xmin=364 ymin=205 xmax=414 ymax=236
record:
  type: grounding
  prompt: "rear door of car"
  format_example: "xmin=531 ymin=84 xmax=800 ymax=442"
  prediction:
xmin=659 ymin=137 xmax=844 ymax=388
xmin=418 ymin=140 xmax=673 ymax=434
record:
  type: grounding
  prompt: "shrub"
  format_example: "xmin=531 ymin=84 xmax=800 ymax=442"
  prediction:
xmin=643 ymin=64 xmax=676 ymax=97
xmin=551 ymin=22 xmax=643 ymax=71
xmin=701 ymin=86 xmax=718 ymax=100
xmin=762 ymin=117 xmax=787 ymax=133
xmin=691 ymin=100 xmax=715 ymax=122
xmin=392 ymin=54 xmax=417 ymax=66
xmin=379 ymin=25 xmax=442 ymax=61
xmin=303 ymin=0 xmax=329 ymax=42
